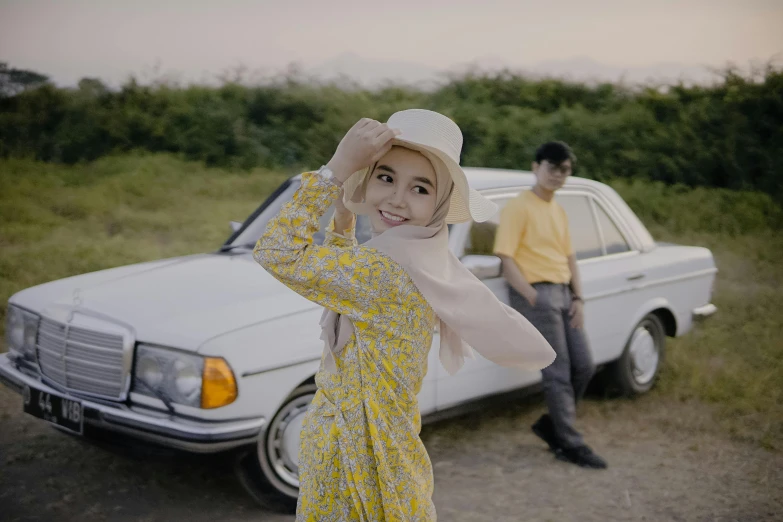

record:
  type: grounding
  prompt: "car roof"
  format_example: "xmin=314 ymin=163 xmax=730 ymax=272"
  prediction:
xmin=463 ymin=167 xmax=607 ymax=193
xmin=292 ymin=167 xmax=654 ymax=251
xmin=463 ymin=167 xmax=656 ymax=251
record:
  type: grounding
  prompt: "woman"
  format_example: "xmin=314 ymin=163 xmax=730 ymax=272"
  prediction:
xmin=254 ymin=109 xmax=555 ymax=521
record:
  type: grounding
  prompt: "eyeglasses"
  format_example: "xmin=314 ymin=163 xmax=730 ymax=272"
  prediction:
xmin=544 ymin=162 xmax=572 ymax=176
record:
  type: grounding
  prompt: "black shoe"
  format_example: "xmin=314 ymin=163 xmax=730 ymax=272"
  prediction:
xmin=531 ymin=414 xmax=561 ymax=452
xmin=554 ymin=445 xmax=608 ymax=469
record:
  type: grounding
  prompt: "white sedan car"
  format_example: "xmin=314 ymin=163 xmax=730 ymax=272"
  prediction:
xmin=1 ymin=168 xmax=717 ymax=502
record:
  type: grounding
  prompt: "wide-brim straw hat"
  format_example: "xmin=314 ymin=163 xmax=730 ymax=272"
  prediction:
xmin=342 ymin=109 xmax=498 ymax=224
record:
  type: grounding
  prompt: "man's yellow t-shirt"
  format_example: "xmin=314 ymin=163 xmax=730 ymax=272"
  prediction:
xmin=493 ymin=190 xmax=574 ymax=284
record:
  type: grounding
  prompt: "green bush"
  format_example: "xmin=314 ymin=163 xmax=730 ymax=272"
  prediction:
xmin=1 ymin=66 xmax=781 ymax=202
xmin=610 ymin=178 xmax=783 ymax=235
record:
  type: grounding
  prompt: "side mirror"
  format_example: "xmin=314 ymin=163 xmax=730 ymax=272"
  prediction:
xmin=462 ymin=255 xmax=502 ymax=280
xmin=229 ymin=221 xmax=243 ymax=233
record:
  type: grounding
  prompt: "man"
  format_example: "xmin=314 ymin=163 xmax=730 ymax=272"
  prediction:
xmin=493 ymin=141 xmax=607 ymax=469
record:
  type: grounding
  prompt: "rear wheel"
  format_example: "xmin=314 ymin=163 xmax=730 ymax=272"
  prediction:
xmin=235 ymin=383 xmax=315 ymax=507
xmin=607 ymin=314 xmax=666 ymax=396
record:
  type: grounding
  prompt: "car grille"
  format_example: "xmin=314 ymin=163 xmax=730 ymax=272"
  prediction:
xmin=36 ymin=317 xmax=126 ymax=399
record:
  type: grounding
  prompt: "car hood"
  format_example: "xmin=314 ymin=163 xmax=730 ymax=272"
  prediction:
xmin=9 ymin=252 xmax=320 ymax=352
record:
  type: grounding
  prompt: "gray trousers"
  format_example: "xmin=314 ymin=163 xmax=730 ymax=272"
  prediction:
xmin=509 ymin=282 xmax=595 ymax=449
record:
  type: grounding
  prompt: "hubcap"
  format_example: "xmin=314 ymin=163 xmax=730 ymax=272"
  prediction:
xmin=628 ymin=325 xmax=658 ymax=385
xmin=262 ymin=393 xmax=313 ymax=488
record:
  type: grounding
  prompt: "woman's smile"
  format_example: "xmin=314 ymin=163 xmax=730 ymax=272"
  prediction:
xmin=379 ymin=210 xmax=408 ymax=226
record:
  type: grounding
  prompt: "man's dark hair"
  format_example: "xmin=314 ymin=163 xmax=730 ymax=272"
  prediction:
xmin=535 ymin=141 xmax=577 ymax=166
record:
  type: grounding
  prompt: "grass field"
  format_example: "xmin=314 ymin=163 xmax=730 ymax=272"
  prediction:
xmin=1 ymin=153 xmax=780 ymax=450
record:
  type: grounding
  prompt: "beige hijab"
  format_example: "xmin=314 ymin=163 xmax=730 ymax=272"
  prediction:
xmin=319 ymin=149 xmax=555 ymax=375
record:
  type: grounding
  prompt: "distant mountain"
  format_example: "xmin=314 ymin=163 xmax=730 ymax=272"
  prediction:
xmin=516 ymin=56 xmax=720 ymax=85
xmin=306 ymin=53 xmax=442 ymax=88
xmin=305 ymin=53 xmax=722 ymax=88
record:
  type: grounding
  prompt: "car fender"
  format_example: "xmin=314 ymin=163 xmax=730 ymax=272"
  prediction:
xmin=611 ymin=297 xmax=677 ymax=361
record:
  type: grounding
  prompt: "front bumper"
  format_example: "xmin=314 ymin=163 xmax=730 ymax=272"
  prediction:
xmin=692 ymin=303 xmax=718 ymax=320
xmin=0 ymin=353 xmax=265 ymax=454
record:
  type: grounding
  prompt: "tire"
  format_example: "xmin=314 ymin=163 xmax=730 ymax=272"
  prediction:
xmin=608 ymin=314 xmax=666 ymax=396
xmin=235 ymin=383 xmax=316 ymax=508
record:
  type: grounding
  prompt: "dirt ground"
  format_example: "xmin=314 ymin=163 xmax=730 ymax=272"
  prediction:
xmin=1 ymin=385 xmax=780 ymax=522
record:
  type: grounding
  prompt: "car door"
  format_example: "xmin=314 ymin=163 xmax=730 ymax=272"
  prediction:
xmin=554 ymin=191 xmax=641 ymax=365
xmin=434 ymin=191 xmax=543 ymax=411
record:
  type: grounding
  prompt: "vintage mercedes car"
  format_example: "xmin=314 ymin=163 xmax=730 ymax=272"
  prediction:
xmin=1 ymin=168 xmax=717 ymax=502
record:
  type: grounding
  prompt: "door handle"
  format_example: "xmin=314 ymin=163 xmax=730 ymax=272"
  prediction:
xmin=627 ymin=273 xmax=646 ymax=281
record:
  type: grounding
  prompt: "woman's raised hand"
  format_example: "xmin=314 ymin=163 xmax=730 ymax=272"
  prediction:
xmin=327 ymin=119 xmax=400 ymax=183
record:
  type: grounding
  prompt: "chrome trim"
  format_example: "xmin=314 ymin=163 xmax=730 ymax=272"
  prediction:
xmin=37 ymin=304 xmax=135 ymax=401
xmin=242 ymin=356 xmax=321 ymax=378
xmin=484 ymin=191 xmax=521 ymax=200
xmin=474 ymin=187 xmax=642 ymax=261
xmin=86 ymin=421 xmax=262 ymax=454
xmin=588 ymin=197 xmax=607 ymax=256
xmin=462 ymin=254 xmax=503 ymax=280
xmin=264 ymin=391 xmax=314 ymax=487
xmin=628 ymin=325 xmax=659 ymax=385
xmin=592 ymin=195 xmax=639 ymax=253
xmin=566 ymin=189 xmax=643 ymax=252
xmin=553 ymin=190 xmax=634 ymax=249
xmin=557 ymin=191 xmax=638 ymax=256
xmin=97 ymin=405 xmax=263 ymax=438
xmin=125 ymin=391 xmax=261 ymax=423
xmin=633 ymin=267 xmax=718 ymax=291
xmin=693 ymin=303 xmax=717 ymax=318
xmin=478 ymin=187 xmax=528 ymax=199
xmin=0 ymin=353 xmax=265 ymax=454
xmin=585 ymin=267 xmax=718 ymax=301
xmin=478 ymin=184 xmax=644 ymax=251
xmin=578 ymin=250 xmax=641 ymax=266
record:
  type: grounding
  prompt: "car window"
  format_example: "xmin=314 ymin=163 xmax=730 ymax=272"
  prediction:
xmin=555 ymin=194 xmax=603 ymax=260
xmin=463 ymin=197 xmax=513 ymax=256
xmin=230 ymin=180 xmax=300 ymax=248
xmin=594 ymin=202 xmax=631 ymax=255
xmin=313 ymin=205 xmax=373 ymax=245
xmin=229 ymin=179 xmax=373 ymax=247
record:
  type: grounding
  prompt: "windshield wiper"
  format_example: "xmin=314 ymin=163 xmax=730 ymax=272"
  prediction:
xmin=219 ymin=242 xmax=256 ymax=252
xmin=135 ymin=378 xmax=176 ymax=414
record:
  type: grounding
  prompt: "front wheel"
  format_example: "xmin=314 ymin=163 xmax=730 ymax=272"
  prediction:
xmin=235 ymin=383 xmax=316 ymax=507
xmin=607 ymin=314 xmax=666 ymax=396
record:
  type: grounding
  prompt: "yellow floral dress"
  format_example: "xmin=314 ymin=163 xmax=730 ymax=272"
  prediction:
xmin=253 ymin=172 xmax=438 ymax=521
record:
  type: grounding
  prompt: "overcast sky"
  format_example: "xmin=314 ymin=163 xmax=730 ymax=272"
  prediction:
xmin=1 ymin=0 xmax=781 ymax=86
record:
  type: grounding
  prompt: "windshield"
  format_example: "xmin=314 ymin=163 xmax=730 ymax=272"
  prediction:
xmin=226 ymin=178 xmax=375 ymax=249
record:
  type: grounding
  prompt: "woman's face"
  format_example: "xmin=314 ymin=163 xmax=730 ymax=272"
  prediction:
xmin=364 ymin=147 xmax=438 ymax=233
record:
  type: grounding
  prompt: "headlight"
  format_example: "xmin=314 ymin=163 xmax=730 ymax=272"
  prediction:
xmin=172 ymin=358 xmax=201 ymax=404
xmin=132 ymin=344 xmax=237 ymax=409
xmin=136 ymin=352 xmax=164 ymax=388
xmin=5 ymin=305 xmax=39 ymax=361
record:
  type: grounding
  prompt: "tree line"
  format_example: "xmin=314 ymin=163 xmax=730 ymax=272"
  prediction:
xmin=1 ymin=63 xmax=781 ymax=202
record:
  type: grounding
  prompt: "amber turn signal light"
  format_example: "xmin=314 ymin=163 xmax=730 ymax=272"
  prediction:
xmin=201 ymin=357 xmax=237 ymax=409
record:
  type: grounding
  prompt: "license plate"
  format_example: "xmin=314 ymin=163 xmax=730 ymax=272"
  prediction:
xmin=23 ymin=385 xmax=83 ymax=434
